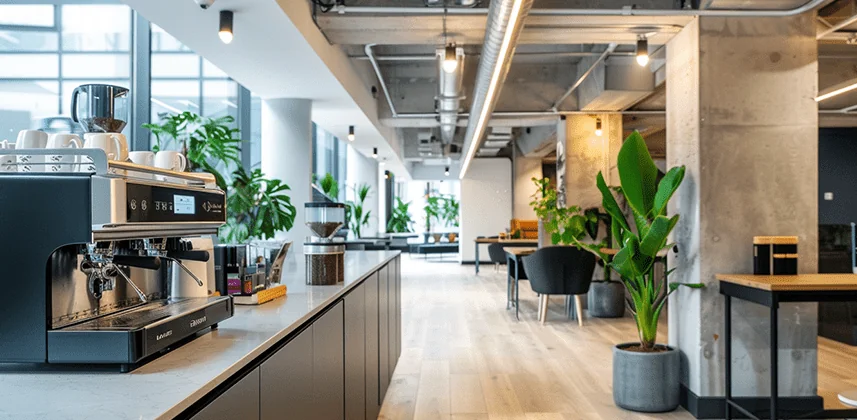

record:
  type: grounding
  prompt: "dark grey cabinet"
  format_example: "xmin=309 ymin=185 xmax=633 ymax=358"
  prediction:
xmin=191 ymin=368 xmax=260 ymax=420
xmin=314 ymin=302 xmax=345 ymax=420
xmin=344 ymin=283 xmax=367 ymax=420
xmin=388 ymin=258 xmax=398 ymax=376
xmin=260 ymin=325 xmax=313 ymax=420
xmin=394 ymin=256 xmax=402 ymax=363
xmin=378 ymin=264 xmax=390 ymax=401
xmin=364 ymin=272 xmax=381 ymax=420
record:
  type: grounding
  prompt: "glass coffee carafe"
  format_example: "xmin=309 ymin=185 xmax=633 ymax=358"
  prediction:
xmin=71 ymin=84 xmax=130 ymax=133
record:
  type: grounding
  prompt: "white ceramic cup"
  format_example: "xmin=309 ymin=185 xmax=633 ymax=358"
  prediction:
xmin=15 ymin=130 xmax=48 ymax=172
xmin=46 ymin=134 xmax=82 ymax=173
xmin=154 ymin=151 xmax=188 ymax=172
xmin=0 ymin=143 xmax=16 ymax=173
xmin=128 ymin=151 xmax=155 ymax=179
xmin=83 ymin=133 xmax=130 ymax=173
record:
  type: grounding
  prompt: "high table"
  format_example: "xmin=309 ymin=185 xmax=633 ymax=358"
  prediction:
xmin=473 ymin=237 xmax=538 ymax=274
xmin=718 ymin=273 xmax=857 ymax=420
xmin=505 ymin=247 xmax=537 ymax=319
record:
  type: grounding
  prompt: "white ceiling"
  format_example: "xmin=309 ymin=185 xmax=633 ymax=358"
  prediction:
xmin=122 ymin=0 xmax=410 ymax=179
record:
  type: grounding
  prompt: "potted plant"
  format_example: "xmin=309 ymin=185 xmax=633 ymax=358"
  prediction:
xmin=219 ymin=167 xmax=297 ymax=244
xmin=318 ymin=172 xmax=340 ymax=200
xmin=143 ymin=111 xmax=241 ymax=191
xmin=348 ymin=183 xmax=372 ymax=238
xmin=583 ymin=131 xmax=702 ymax=412
xmin=583 ymin=207 xmax=626 ymax=318
xmin=387 ymin=197 xmax=414 ymax=233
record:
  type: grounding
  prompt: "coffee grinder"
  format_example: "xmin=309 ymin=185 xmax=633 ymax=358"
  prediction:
xmin=304 ymin=202 xmax=346 ymax=285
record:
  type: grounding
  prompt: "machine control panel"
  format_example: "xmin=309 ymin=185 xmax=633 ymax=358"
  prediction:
xmin=125 ymin=183 xmax=225 ymax=223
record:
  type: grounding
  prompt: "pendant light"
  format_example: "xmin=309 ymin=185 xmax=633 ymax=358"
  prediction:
xmin=440 ymin=2 xmax=458 ymax=74
xmin=372 ymin=147 xmax=378 ymax=159
xmin=595 ymin=118 xmax=603 ymax=137
xmin=219 ymin=11 xmax=234 ymax=44
xmin=348 ymin=125 xmax=355 ymax=141
xmin=444 ymin=167 xmax=450 ymax=177
xmin=635 ymin=35 xmax=649 ymax=67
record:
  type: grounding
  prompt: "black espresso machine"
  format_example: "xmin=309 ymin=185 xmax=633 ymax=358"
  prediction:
xmin=0 ymin=149 xmax=232 ymax=372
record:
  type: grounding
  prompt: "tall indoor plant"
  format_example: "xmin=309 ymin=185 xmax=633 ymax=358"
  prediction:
xmin=219 ymin=167 xmax=297 ymax=244
xmin=585 ymin=131 xmax=702 ymax=412
xmin=348 ymin=183 xmax=372 ymax=238
xmin=387 ymin=197 xmax=414 ymax=233
xmin=583 ymin=206 xmax=626 ymax=318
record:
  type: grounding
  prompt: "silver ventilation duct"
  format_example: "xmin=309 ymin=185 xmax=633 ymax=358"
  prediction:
xmin=436 ymin=46 xmax=464 ymax=145
xmin=459 ymin=0 xmax=533 ymax=175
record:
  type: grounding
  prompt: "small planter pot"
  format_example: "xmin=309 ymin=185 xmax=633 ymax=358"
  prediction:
xmin=612 ymin=343 xmax=680 ymax=413
xmin=588 ymin=281 xmax=626 ymax=318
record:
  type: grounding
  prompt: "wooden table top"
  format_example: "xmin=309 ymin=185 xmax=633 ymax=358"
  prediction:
xmin=475 ymin=238 xmax=539 ymax=244
xmin=504 ymin=247 xmax=538 ymax=257
xmin=716 ymin=273 xmax=857 ymax=291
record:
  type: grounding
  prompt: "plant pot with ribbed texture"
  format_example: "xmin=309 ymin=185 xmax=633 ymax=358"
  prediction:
xmin=612 ymin=343 xmax=680 ymax=412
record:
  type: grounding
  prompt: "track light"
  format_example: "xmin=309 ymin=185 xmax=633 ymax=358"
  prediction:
xmin=219 ymin=11 xmax=234 ymax=44
xmin=384 ymin=170 xmax=390 ymax=180
xmin=595 ymin=118 xmax=603 ymax=137
xmin=444 ymin=167 xmax=450 ymax=177
xmin=443 ymin=44 xmax=458 ymax=74
xmin=372 ymin=147 xmax=378 ymax=159
xmin=635 ymin=35 xmax=649 ymax=67
xmin=348 ymin=125 xmax=355 ymax=142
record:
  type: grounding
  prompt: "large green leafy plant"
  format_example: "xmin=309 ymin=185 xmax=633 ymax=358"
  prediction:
xmin=387 ymin=197 xmax=414 ymax=233
xmin=143 ymin=111 xmax=241 ymax=191
xmin=529 ymin=177 xmax=588 ymax=246
xmin=349 ymin=183 xmax=372 ymax=238
xmin=588 ymin=131 xmax=702 ymax=350
xmin=220 ymin=167 xmax=297 ymax=244
xmin=424 ymin=191 xmax=460 ymax=231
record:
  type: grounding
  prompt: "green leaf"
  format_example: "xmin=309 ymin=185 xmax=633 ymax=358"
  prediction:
xmin=597 ymin=172 xmax=630 ymax=232
xmin=639 ymin=215 xmax=678 ymax=258
xmin=651 ymin=166 xmax=686 ymax=217
xmin=617 ymin=131 xmax=658 ymax=219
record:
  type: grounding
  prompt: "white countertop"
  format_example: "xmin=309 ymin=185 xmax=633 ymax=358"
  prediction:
xmin=0 ymin=250 xmax=400 ymax=420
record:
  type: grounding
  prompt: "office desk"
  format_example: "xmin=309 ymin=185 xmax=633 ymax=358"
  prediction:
xmin=474 ymin=238 xmax=538 ymax=274
xmin=505 ymin=247 xmax=537 ymax=319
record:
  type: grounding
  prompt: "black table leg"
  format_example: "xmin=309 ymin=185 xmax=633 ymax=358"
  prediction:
xmin=515 ymin=257 xmax=520 ymax=320
xmin=475 ymin=243 xmax=480 ymax=274
xmin=506 ymin=255 xmax=512 ymax=309
xmin=771 ymin=300 xmax=779 ymax=420
xmin=725 ymin=295 xmax=732 ymax=420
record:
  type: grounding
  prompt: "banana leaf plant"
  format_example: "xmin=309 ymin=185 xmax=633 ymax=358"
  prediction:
xmin=348 ymin=183 xmax=372 ymax=238
xmin=219 ymin=167 xmax=297 ymax=244
xmin=576 ymin=131 xmax=703 ymax=351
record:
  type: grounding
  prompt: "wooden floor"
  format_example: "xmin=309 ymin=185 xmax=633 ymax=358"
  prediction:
xmin=379 ymin=255 xmax=857 ymax=419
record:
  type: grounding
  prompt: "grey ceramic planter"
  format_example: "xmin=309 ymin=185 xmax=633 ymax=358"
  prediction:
xmin=588 ymin=281 xmax=625 ymax=318
xmin=613 ymin=343 xmax=680 ymax=413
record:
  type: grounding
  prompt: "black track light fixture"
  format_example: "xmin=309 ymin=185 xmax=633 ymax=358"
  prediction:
xmin=219 ymin=10 xmax=234 ymax=44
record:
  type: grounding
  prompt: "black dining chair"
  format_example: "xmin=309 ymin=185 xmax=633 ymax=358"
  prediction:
xmin=487 ymin=243 xmax=507 ymax=272
xmin=522 ymin=246 xmax=596 ymax=325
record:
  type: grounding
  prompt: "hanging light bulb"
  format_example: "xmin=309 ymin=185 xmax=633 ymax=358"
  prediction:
xmin=595 ymin=118 xmax=603 ymax=137
xmin=384 ymin=170 xmax=390 ymax=180
xmin=635 ymin=35 xmax=649 ymax=67
xmin=443 ymin=44 xmax=458 ymax=74
xmin=444 ymin=167 xmax=450 ymax=177
xmin=219 ymin=11 xmax=234 ymax=44
xmin=372 ymin=147 xmax=378 ymax=159
xmin=348 ymin=125 xmax=355 ymax=142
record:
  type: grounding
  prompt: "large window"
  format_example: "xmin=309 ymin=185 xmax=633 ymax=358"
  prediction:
xmin=0 ymin=3 xmax=132 ymax=139
xmin=313 ymin=122 xmax=347 ymax=189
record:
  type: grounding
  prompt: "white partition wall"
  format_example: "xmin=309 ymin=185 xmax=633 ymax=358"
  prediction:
xmin=460 ymin=158 xmax=513 ymax=263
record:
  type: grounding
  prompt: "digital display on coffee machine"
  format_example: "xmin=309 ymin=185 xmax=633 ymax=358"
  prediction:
xmin=174 ymin=195 xmax=195 ymax=215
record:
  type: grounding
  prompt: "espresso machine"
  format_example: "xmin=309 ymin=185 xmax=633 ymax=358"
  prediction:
xmin=304 ymin=202 xmax=346 ymax=285
xmin=0 ymin=149 xmax=232 ymax=372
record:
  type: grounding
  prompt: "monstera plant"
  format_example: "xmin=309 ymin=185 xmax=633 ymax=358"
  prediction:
xmin=220 ymin=167 xmax=297 ymax=244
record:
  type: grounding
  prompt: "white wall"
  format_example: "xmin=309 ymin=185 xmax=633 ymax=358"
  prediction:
xmin=513 ymin=154 xmax=541 ymax=220
xmin=460 ymin=158 xmax=513 ymax=262
xmin=346 ymin=145 xmax=380 ymax=237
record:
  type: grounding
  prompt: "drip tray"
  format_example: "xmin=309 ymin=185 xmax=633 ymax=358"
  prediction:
xmin=48 ymin=296 xmax=233 ymax=366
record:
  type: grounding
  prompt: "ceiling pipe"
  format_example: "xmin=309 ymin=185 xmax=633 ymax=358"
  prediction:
xmin=459 ymin=0 xmax=534 ymax=179
xmin=365 ymin=43 xmax=398 ymax=117
xmin=437 ymin=46 xmax=465 ymax=145
xmin=550 ymin=43 xmax=616 ymax=112
xmin=338 ymin=0 xmax=828 ymax=17
xmin=349 ymin=51 xmax=636 ymax=61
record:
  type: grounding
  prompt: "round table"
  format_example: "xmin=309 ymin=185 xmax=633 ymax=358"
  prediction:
xmin=838 ymin=389 xmax=857 ymax=407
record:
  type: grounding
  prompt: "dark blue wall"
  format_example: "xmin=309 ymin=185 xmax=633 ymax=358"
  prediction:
xmin=819 ymin=128 xmax=857 ymax=225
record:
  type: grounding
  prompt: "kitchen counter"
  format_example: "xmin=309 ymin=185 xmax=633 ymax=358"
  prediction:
xmin=0 ymin=250 xmax=401 ymax=420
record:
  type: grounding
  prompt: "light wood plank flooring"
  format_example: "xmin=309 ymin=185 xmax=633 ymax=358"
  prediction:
xmin=380 ymin=255 xmax=857 ymax=419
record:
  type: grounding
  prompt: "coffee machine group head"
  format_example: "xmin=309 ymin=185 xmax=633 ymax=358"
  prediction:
xmin=71 ymin=84 xmax=130 ymax=133
xmin=304 ymin=202 xmax=346 ymax=285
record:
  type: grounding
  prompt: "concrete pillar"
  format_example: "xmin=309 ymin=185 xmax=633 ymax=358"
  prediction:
xmin=666 ymin=16 xmax=818 ymax=402
xmin=261 ymin=98 xmax=313 ymax=244
xmin=563 ymin=113 xmax=622 ymax=210
xmin=513 ymin=146 xmax=542 ymax=220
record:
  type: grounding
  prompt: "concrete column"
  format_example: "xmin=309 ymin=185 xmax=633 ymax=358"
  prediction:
xmin=666 ymin=16 xmax=818 ymax=400
xmin=261 ymin=98 xmax=313 ymax=244
xmin=513 ymin=146 xmax=542 ymax=220
xmin=563 ymin=113 xmax=622 ymax=210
